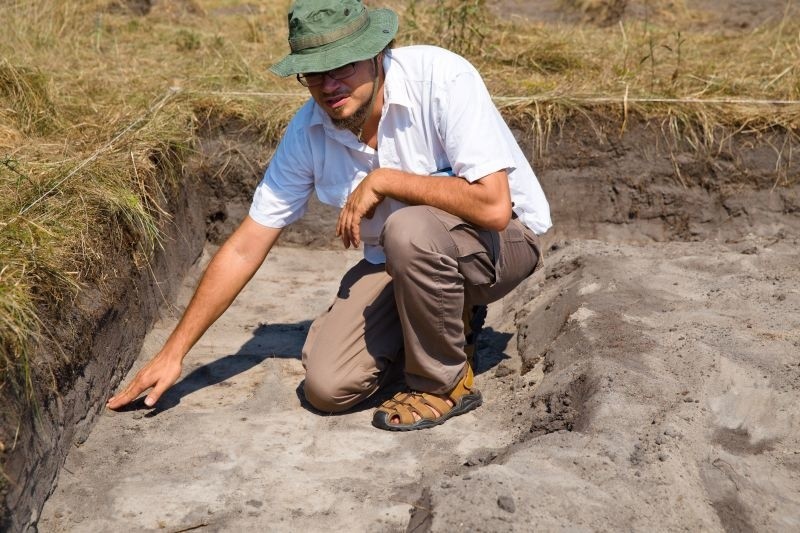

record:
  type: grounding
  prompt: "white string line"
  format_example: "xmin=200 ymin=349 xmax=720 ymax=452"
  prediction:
xmin=189 ymin=90 xmax=800 ymax=107
xmin=494 ymin=96 xmax=800 ymax=106
xmin=18 ymin=87 xmax=181 ymax=216
xmin=190 ymin=90 xmax=308 ymax=98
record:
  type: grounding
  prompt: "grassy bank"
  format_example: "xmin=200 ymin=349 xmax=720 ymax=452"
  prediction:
xmin=0 ymin=0 xmax=798 ymax=439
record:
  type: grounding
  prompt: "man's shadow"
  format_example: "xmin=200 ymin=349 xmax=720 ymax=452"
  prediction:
xmin=473 ymin=327 xmax=513 ymax=375
xmin=123 ymin=321 xmax=513 ymax=417
xmin=119 ymin=322 xmax=310 ymax=416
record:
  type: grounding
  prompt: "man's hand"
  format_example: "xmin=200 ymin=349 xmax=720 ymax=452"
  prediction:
xmin=106 ymin=351 xmax=183 ymax=409
xmin=336 ymin=174 xmax=385 ymax=248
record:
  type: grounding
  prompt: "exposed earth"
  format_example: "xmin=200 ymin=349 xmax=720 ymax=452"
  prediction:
xmin=7 ymin=0 xmax=800 ymax=531
xmin=38 ymin=233 xmax=800 ymax=532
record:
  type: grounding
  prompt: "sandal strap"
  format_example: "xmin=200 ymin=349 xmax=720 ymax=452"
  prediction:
xmin=375 ymin=363 xmax=478 ymax=426
xmin=391 ymin=402 xmax=417 ymax=425
xmin=375 ymin=391 xmax=453 ymax=424
xmin=415 ymin=392 xmax=451 ymax=416
xmin=376 ymin=394 xmax=415 ymax=425
xmin=447 ymin=363 xmax=475 ymax=402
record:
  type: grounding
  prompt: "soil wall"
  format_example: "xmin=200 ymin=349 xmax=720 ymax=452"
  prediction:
xmin=0 ymin=172 xmax=207 ymax=531
xmin=516 ymin=114 xmax=800 ymax=244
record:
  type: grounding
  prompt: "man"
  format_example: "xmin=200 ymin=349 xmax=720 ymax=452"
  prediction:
xmin=108 ymin=0 xmax=551 ymax=431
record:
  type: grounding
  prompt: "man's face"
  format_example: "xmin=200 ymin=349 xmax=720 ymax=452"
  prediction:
xmin=305 ymin=58 xmax=378 ymax=132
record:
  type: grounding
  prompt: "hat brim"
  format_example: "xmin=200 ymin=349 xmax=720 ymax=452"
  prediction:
xmin=269 ymin=8 xmax=398 ymax=77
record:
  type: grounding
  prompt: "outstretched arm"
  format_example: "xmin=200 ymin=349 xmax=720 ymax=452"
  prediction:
xmin=107 ymin=216 xmax=282 ymax=409
xmin=336 ymin=168 xmax=512 ymax=248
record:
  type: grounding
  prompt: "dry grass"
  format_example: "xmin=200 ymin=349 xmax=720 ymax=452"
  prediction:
xmin=0 ymin=0 xmax=798 ymax=424
xmin=406 ymin=0 xmax=800 ymax=170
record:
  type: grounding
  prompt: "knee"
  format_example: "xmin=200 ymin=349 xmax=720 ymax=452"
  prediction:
xmin=382 ymin=207 xmax=449 ymax=270
xmin=303 ymin=371 xmax=347 ymax=413
xmin=303 ymin=369 xmax=372 ymax=413
xmin=382 ymin=206 xmax=424 ymax=255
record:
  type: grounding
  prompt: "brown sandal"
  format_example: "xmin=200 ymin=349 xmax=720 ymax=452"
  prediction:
xmin=372 ymin=364 xmax=482 ymax=431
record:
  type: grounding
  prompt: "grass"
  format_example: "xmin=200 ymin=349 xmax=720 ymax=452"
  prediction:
xmin=0 ymin=0 xmax=798 ymax=426
xmin=402 ymin=0 xmax=800 ymax=166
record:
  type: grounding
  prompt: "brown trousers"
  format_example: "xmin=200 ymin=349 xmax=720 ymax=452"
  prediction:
xmin=301 ymin=206 xmax=542 ymax=412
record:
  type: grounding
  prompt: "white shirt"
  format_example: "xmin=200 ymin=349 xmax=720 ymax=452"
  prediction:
xmin=250 ymin=45 xmax=552 ymax=264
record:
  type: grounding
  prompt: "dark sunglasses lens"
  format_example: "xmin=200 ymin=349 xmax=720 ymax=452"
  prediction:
xmin=297 ymin=73 xmax=324 ymax=87
xmin=297 ymin=63 xmax=355 ymax=87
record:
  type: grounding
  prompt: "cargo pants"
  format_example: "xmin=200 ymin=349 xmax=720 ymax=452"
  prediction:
xmin=301 ymin=205 xmax=542 ymax=412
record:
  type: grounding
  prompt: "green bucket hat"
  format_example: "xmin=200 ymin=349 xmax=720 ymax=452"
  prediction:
xmin=269 ymin=0 xmax=398 ymax=77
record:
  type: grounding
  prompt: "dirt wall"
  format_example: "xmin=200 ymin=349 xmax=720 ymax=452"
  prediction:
xmin=0 ymin=167 xmax=212 ymax=532
xmin=517 ymin=114 xmax=800 ymax=244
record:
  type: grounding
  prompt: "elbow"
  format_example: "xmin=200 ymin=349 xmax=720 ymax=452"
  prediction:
xmin=473 ymin=172 xmax=512 ymax=230
xmin=481 ymin=204 xmax=512 ymax=231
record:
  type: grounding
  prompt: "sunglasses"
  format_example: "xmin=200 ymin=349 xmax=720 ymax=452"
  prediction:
xmin=296 ymin=63 xmax=357 ymax=87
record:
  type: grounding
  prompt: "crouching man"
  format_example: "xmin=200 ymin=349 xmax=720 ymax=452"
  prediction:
xmin=108 ymin=0 xmax=551 ymax=431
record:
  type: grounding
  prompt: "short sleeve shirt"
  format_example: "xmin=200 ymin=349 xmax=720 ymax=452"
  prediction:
xmin=250 ymin=45 xmax=552 ymax=264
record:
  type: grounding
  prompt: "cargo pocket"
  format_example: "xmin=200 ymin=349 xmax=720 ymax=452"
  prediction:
xmin=426 ymin=208 xmax=499 ymax=287
xmin=493 ymin=218 xmax=530 ymax=289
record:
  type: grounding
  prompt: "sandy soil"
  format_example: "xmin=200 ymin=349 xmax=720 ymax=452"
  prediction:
xmin=38 ymin=220 xmax=800 ymax=531
xmin=37 ymin=245 xmax=524 ymax=532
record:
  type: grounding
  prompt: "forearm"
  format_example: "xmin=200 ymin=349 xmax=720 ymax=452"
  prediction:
xmin=107 ymin=217 xmax=281 ymax=410
xmin=160 ymin=255 xmax=253 ymax=360
xmin=369 ymin=168 xmax=512 ymax=230
xmin=160 ymin=218 xmax=280 ymax=361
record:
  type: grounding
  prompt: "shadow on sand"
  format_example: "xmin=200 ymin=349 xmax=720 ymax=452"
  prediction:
xmin=121 ymin=322 xmax=513 ymax=417
xmin=116 ymin=321 xmax=310 ymax=416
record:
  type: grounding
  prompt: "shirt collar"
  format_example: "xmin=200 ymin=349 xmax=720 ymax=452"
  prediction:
xmin=382 ymin=50 xmax=411 ymax=110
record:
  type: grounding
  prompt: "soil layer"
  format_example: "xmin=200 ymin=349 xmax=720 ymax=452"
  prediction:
xmin=0 ymin=170 xmax=207 ymax=533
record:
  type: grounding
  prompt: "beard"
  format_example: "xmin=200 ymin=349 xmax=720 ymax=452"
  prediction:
xmin=331 ymin=83 xmax=375 ymax=136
